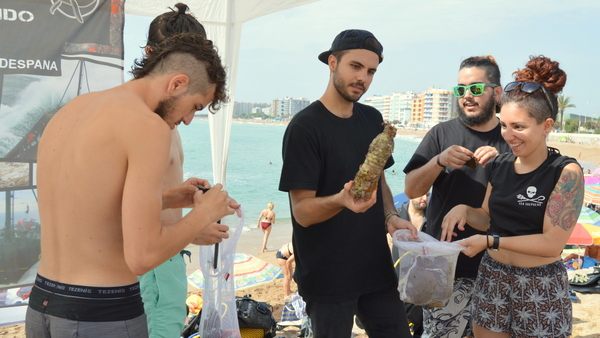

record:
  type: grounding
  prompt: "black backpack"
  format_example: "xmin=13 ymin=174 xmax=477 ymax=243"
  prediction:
xmin=180 ymin=295 xmax=277 ymax=338
xmin=236 ymin=295 xmax=278 ymax=338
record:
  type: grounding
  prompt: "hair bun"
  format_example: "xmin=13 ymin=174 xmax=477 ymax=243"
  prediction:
xmin=174 ymin=3 xmax=189 ymax=14
xmin=513 ymin=55 xmax=566 ymax=94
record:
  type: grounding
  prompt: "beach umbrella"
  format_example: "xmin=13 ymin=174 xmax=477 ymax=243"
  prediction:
xmin=567 ymin=223 xmax=600 ymax=246
xmin=585 ymin=176 xmax=600 ymax=186
xmin=188 ymin=253 xmax=282 ymax=291
xmin=584 ymin=184 xmax=600 ymax=205
xmin=578 ymin=206 xmax=600 ymax=226
xmin=592 ymin=168 xmax=600 ymax=176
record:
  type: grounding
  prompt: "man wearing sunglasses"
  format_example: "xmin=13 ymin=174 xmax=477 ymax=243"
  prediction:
xmin=403 ymin=55 xmax=511 ymax=338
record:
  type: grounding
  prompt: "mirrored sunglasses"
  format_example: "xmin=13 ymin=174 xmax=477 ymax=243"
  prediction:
xmin=452 ymin=83 xmax=497 ymax=97
xmin=503 ymin=81 xmax=555 ymax=113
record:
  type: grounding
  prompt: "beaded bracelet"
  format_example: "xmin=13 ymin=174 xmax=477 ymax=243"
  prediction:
xmin=385 ymin=211 xmax=400 ymax=225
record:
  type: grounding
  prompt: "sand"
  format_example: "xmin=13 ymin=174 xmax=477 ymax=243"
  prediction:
xmin=3 ymin=132 xmax=600 ymax=337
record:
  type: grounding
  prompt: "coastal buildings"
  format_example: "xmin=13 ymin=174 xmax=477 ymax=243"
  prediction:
xmin=364 ymin=87 xmax=455 ymax=129
xmin=271 ymin=97 xmax=310 ymax=118
xmin=422 ymin=87 xmax=454 ymax=128
xmin=233 ymin=102 xmax=271 ymax=117
xmin=364 ymin=92 xmax=416 ymax=125
xmin=232 ymin=87 xmax=456 ymax=127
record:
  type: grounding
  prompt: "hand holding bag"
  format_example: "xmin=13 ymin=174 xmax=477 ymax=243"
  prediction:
xmin=392 ymin=229 xmax=464 ymax=307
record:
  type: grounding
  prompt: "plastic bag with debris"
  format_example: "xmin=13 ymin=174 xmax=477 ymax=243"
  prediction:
xmin=392 ymin=230 xmax=464 ymax=307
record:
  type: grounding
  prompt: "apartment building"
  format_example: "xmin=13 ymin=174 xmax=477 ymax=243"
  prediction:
xmin=272 ymin=97 xmax=311 ymax=118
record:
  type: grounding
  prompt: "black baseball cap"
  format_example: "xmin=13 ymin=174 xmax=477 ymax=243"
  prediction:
xmin=318 ymin=29 xmax=384 ymax=64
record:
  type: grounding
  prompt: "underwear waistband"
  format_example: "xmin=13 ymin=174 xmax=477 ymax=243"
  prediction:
xmin=35 ymin=274 xmax=140 ymax=299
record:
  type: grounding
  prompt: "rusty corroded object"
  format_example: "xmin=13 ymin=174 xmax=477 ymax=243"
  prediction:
xmin=350 ymin=122 xmax=397 ymax=201
xmin=464 ymin=156 xmax=478 ymax=169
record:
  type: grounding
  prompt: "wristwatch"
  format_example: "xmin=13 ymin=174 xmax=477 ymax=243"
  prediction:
xmin=491 ymin=234 xmax=500 ymax=251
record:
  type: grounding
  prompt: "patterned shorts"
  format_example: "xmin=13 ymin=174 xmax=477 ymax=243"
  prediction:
xmin=422 ymin=277 xmax=474 ymax=338
xmin=472 ymin=252 xmax=572 ymax=337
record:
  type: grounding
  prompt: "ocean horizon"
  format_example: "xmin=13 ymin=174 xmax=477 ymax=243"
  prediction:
xmin=179 ymin=119 xmax=421 ymax=230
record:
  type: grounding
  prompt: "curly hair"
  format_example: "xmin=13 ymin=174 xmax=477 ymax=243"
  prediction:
xmin=502 ymin=55 xmax=567 ymax=122
xmin=131 ymin=33 xmax=228 ymax=113
xmin=459 ymin=55 xmax=501 ymax=86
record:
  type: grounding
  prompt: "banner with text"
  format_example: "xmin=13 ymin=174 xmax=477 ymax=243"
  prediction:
xmin=0 ymin=0 xmax=124 ymax=322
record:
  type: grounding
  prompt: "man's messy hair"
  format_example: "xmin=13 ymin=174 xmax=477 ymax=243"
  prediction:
xmin=460 ymin=55 xmax=501 ymax=87
xmin=131 ymin=33 xmax=228 ymax=113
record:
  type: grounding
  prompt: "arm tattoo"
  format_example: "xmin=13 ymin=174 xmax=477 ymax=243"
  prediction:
xmin=546 ymin=170 xmax=584 ymax=231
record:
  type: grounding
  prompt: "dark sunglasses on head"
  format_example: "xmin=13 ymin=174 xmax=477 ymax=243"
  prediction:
xmin=503 ymin=81 xmax=554 ymax=113
xmin=452 ymin=83 xmax=498 ymax=97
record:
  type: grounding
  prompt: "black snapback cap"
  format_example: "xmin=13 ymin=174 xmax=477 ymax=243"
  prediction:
xmin=318 ymin=29 xmax=383 ymax=64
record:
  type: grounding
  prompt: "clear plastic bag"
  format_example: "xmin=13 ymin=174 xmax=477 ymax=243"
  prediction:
xmin=197 ymin=208 xmax=245 ymax=338
xmin=392 ymin=229 xmax=464 ymax=307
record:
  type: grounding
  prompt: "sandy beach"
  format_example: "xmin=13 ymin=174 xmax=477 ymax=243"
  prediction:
xmin=2 ymin=130 xmax=600 ymax=337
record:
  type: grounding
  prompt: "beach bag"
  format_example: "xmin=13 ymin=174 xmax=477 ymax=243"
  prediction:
xmin=181 ymin=296 xmax=278 ymax=338
xmin=280 ymin=293 xmax=306 ymax=326
xmin=392 ymin=230 xmax=464 ymax=307
xmin=236 ymin=295 xmax=277 ymax=338
xmin=299 ymin=316 xmax=313 ymax=338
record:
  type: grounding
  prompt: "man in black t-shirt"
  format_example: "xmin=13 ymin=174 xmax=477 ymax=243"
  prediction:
xmin=279 ymin=29 xmax=417 ymax=337
xmin=403 ymin=55 xmax=511 ymax=338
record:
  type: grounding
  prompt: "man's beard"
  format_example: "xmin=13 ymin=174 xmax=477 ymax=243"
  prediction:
xmin=412 ymin=200 xmax=427 ymax=211
xmin=155 ymin=95 xmax=180 ymax=120
xmin=456 ymin=97 xmax=496 ymax=127
xmin=333 ymin=69 xmax=366 ymax=103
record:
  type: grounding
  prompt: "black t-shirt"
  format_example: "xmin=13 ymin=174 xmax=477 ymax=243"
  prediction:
xmin=487 ymin=148 xmax=578 ymax=236
xmin=403 ymin=118 xmax=511 ymax=279
xmin=279 ymin=100 xmax=396 ymax=303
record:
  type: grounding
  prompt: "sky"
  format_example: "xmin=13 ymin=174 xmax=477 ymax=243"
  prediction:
xmin=123 ymin=0 xmax=600 ymax=118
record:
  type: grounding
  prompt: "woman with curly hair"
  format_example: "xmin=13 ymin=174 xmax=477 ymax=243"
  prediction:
xmin=441 ymin=55 xmax=584 ymax=337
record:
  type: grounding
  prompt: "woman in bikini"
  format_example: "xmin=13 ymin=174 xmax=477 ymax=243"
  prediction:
xmin=275 ymin=242 xmax=295 ymax=296
xmin=257 ymin=202 xmax=276 ymax=252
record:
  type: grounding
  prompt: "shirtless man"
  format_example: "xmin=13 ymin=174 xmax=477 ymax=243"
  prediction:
xmin=26 ymin=33 xmax=237 ymax=337
xmin=138 ymin=5 xmax=216 ymax=337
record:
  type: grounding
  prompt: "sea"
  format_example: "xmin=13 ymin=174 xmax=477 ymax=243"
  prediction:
xmin=179 ymin=119 xmax=422 ymax=231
